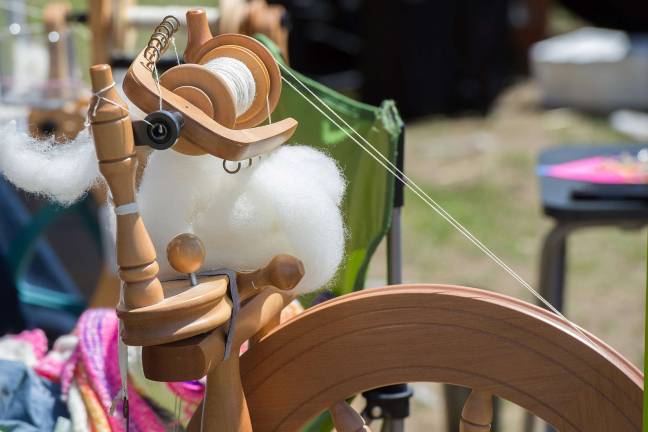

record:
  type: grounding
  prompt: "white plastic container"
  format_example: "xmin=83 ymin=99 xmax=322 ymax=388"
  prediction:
xmin=530 ymin=27 xmax=648 ymax=111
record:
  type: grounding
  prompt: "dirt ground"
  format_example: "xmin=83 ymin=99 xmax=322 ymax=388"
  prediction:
xmin=364 ymin=81 xmax=646 ymax=431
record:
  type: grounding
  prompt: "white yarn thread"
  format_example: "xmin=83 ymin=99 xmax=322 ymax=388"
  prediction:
xmin=203 ymin=57 xmax=256 ymax=116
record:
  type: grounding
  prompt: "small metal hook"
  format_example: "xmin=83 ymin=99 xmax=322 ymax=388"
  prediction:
xmin=223 ymin=160 xmax=241 ymax=174
xmin=222 ymin=158 xmax=254 ymax=174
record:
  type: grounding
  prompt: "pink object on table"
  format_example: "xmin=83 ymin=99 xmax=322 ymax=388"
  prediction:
xmin=543 ymin=156 xmax=648 ymax=184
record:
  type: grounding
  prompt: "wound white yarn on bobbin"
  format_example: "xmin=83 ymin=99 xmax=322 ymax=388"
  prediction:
xmin=203 ymin=57 xmax=256 ymax=116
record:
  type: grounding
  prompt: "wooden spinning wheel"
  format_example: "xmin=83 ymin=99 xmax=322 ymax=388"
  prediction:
xmin=27 ymin=2 xmax=88 ymax=141
xmin=85 ymin=10 xmax=643 ymax=432
xmin=239 ymin=285 xmax=642 ymax=432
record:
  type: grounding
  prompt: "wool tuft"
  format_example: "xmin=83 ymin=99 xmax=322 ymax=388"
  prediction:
xmin=0 ymin=121 xmax=100 ymax=205
xmin=0 ymin=118 xmax=347 ymax=294
xmin=137 ymin=145 xmax=346 ymax=294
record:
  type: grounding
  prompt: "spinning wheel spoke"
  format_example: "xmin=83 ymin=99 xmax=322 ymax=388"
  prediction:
xmin=459 ymin=390 xmax=493 ymax=432
xmin=330 ymin=401 xmax=372 ymax=432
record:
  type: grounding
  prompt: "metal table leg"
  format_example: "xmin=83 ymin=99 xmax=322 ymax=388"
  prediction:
xmin=527 ymin=219 xmax=647 ymax=432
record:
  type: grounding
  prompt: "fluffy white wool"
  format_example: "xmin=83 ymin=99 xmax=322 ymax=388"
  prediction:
xmin=0 ymin=121 xmax=100 ymax=205
xmin=0 ymin=119 xmax=347 ymax=293
xmin=137 ymin=145 xmax=346 ymax=294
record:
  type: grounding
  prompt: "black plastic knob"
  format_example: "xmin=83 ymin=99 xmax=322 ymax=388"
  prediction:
xmin=134 ymin=110 xmax=184 ymax=150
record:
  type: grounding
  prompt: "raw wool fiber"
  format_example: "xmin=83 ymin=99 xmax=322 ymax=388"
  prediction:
xmin=0 ymin=121 xmax=100 ymax=205
xmin=137 ymin=145 xmax=346 ymax=294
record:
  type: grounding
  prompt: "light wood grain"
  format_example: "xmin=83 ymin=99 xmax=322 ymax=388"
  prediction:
xmin=237 ymin=254 xmax=305 ymax=301
xmin=28 ymin=98 xmax=87 ymax=141
xmin=244 ymin=0 xmax=289 ymax=62
xmin=460 ymin=390 xmax=492 ymax=432
xmin=122 ymin=47 xmax=297 ymax=161
xmin=116 ymin=275 xmax=231 ymax=346
xmin=43 ymin=3 xmax=70 ymax=97
xmin=240 ymin=284 xmax=643 ymax=432
xmin=166 ymin=233 xmax=206 ymax=275
xmin=88 ymin=0 xmax=111 ymax=64
xmin=89 ymin=64 xmax=164 ymax=309
xmin=220 ymin=0 xmax=289 ymax=62
xmin=184 ymin=8 xmax=213 ymax=63
xmin=141 ymin=254 xmax=304 ymax=383
xmin=330 ymin=401 xmax=371 ymax=432
xmin=29 ymin=3 xmax=87 ymax=141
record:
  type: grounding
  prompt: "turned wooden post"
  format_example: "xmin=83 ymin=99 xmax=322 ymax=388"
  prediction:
xmin=330 ymin=401 xmax=371 ymax=432
xmin=43 ymin=3 xmax=70 ymax=99
xmin=460 ymin=390 xmax=493 ymax=432
xmin=88 ymin=64 xmax=164 ymax=309
xmin=184 ymin=9 xmax=213 ymax=63
xmin=88 ymin=0 xmax=111 ymax=65
xmin=190 ymin=356 xmax=253 ymax=432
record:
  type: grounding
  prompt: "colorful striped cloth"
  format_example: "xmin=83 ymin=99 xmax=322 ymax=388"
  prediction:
xmin=0 ymin=299 xmax=305 ymax=430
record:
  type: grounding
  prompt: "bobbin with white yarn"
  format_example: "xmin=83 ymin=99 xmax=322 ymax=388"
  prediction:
xmin=151 ymin=32 xmax=284 ymax=157
xmin=203 ymin=57 xmax=256 ymax=117
xmin=196 ymin=43 xmax=271 ymax=128
xmin=193 ymin=33 xmax=281 ymax=129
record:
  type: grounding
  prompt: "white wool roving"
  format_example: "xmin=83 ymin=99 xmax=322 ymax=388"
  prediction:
xmin=137 ymin=145 xmax=346 ymax=294
xmin=0 ymin=121 xmax=100 ymax=205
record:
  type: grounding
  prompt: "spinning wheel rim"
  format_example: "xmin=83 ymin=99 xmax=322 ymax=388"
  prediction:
xmin=238 ymin=284 xmax=642 ymax=432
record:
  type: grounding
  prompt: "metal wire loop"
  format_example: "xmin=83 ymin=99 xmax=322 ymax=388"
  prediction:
xmin=223 ymin=160 xmax=242 ymax=174
xmin=142 ymin=16 xmax=180 ymax=71
xmin=162 ymin=15 xmax=180 ymax=32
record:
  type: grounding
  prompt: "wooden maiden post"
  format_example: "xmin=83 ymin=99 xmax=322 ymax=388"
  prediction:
xmin=43 ymin=2 xmax=70 ymax=99
xmin=88 ymin=64 xmax=164 ymax=309
xmin=86 ymin=13 xmax=307 ymax=431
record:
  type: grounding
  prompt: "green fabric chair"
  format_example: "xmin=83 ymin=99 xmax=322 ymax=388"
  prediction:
xmin=258 ymin=35 xmax=404 ymax=431
xmin=258 ymin=35 xmax=403 ymax=303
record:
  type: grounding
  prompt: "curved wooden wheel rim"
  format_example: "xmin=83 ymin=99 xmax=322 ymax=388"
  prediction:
xmin=240 ymin=285 xmax=642 ymax=432
xmin=195 ymin=33 xmax=282 ymax=128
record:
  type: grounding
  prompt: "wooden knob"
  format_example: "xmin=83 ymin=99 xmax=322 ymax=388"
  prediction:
xmin=185 ymin=8 xmax=213 ymax=63
xmin=90 ymin=64 xmax=114 ymax=92
xmin=237 ymin=254 xmax=305 ymax=301
xmin=166 ymin=233 xmax=206 ymax=274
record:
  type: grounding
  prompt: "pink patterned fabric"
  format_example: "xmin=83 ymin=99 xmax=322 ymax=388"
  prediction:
xmin=13 ymin=329 xmax=48 ymax=360
xmin=60 ymin=309 xmax=166 ymax=432
xmin=35 ymin=334 xmax=78 ymax=382
xmin=5 ymin=298 xmax=306 ymax=430
xmin=36 ymin=350 xmax=68 ymax=382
